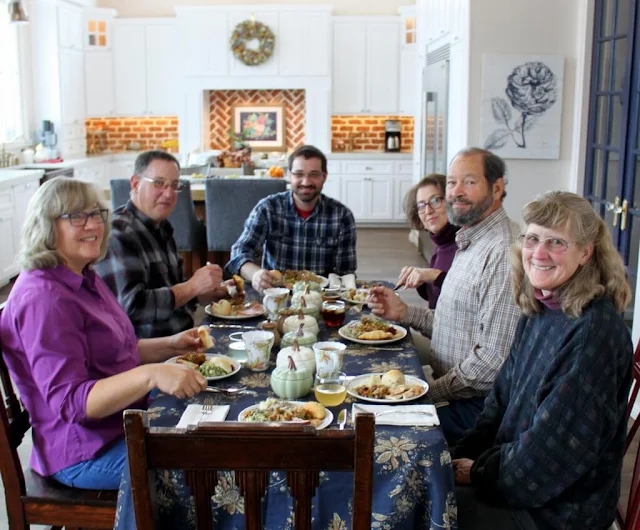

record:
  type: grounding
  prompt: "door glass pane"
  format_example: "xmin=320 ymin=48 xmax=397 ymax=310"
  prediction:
xmin=615 ymin=0 xmax=631 ymax=35
xmin=607 ymin=151 xmax=620 ymax=200
xmin=598 ymin=41 xmax=613 ymax=91
xmin=634 ymin=155 xmax=640 ymax=210
xmin=609 ymin=96 xmax=623 ymax=148
xmin=601 ymin=0 xmax=616 ymax=37
xmin=592 ymin=148 xmax=607 ymax=197
xmin=594 ymin=96 xmax=609 ymax=145
xmin=613 ymin=37 xmax=628 ymax=90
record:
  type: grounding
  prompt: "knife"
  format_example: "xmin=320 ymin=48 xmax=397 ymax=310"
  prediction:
xmin=208 ymin=324 xmax=257 ymax=329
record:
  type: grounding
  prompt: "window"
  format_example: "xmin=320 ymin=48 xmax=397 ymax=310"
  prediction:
xmin=0 ymin=9 xmax=24 ymax=143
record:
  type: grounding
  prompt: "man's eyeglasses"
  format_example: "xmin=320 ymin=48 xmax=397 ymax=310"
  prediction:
xmin=518 ymin=233 xmax=572 ymax=254
xmin=416 ymin=196 xmax=445 ymax=212
xmin=142 ymin=176 xmax=186 ymax=192
xmin=289 ymin=171 xmax=326 ymax=179
xmin=59 ymin=208 xmax=109 ymax=227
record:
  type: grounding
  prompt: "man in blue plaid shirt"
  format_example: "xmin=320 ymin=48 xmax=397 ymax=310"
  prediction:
xmin=225 ymin=145 xmax=357 ymax=292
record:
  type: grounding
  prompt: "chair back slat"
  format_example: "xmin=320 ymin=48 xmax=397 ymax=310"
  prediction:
xmin=124 ymin=409 xmax=375 ymax=530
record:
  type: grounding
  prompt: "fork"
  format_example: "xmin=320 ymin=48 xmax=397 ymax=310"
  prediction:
xmin=200 ymin=397 xmax=214 ymax=423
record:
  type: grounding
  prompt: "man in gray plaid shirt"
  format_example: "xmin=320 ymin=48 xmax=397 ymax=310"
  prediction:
xmin=369 ymin=148 xmax=521 ymax=444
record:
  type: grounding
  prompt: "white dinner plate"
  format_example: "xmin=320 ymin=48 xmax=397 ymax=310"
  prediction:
xmin=205 ymin=302 xmax=266 ymax=320
xmin=165 ymin=354 xmax=241 ymax=381
xmin=338 ymin=323 xmax=407 ymax=345
xmin=237 ymin=401 xmax=333 ymax=430
xmin=347 ymin=373 xmax=429 ymax=404
xmin=340 ymin=288 xmax=371 ymax=304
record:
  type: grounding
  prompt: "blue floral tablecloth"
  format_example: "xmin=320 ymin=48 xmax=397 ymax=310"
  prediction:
xmin=114 ymin=291 xmax=457 ymax=530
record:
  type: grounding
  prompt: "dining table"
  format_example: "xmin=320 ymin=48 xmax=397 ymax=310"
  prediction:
xmin=113 ymin=285 xmax=458 ymax=530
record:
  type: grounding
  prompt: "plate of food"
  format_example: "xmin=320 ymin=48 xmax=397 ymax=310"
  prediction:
xmin=338 ymin=316 xmax=407 ymax=345
xmin=347 ymin=370 xmax=428 ymax=403
xmin=341 ymin=288 xmax=370 ymax=304
xmin=165 ymin=352 xmax=241 ymax=381
xmin=238 ymin=399 xmax=333 ymax=429
xmin=205 ymin=300 xmax=265 ymax=320
xmin=271 ymin=270 xmax=329 ymax=290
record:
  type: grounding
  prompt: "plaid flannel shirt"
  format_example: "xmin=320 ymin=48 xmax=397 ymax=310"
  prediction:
xmin=94 ymin=201 xmax=195 ymax=339
xmin=225 ymin=191 xmax=357 ymax=277
xmin=403 ymin=207 xmax=522 ymax=402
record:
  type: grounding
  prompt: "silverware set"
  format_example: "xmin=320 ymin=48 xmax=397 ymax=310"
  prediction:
xmin=205 ymin=385 xmax=257 ymax=396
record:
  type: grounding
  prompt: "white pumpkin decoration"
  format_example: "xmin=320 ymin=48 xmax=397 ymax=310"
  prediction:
xmin=291 ymin=285 xmax=323 ymax=311
xmin=283 ymin=310 xmax=319 ymax=336
xmin=276 ymin=340 xmax=316 ymax=373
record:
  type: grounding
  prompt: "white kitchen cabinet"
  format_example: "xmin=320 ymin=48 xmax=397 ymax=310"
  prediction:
xmin=340 ymin=174 xmax=394 ymax=222
xmin=178 ymin=16 xmax=229 ymax=77
xmin=108 ymin=159 xmax=136 ymax=180
xmin=57 ymin=2 xmax=83 ymax=51
xmin=84 ymin=8 xmax=116 ymax=51
xmin=85 ymin=52 xmax=115 ymax=117
xmin=0 ymin=209 xmax=16 ymax=281
xmin=12 ymin=178 xmax=39 ymax=250
xmin=394 ymin=176 xmax=413 ymax=220
xmin=399 ymin=46 xmax=417 ymax=116
xmin=113 ymin=21 xmax=179 ymax=116
xmin=60 ymin=50 xmax=86 ymax=125
xmin=341 ymin=175 xmax=368 ymax=219
xmin=278 ymin=11 xmax=331 ymax=76
xmin=321 ymin=178 xmax=341 ymax=202
xmin=332 ymin=18 xmax=400 ymax=115
xmin=76 ymin=160 xmax=108 ymax=189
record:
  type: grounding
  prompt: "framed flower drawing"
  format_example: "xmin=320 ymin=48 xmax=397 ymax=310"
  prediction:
xmin=480 ymin=54 xmax=564 ymax=159
xmin=231 ymin=103 xmax=286 ymax=152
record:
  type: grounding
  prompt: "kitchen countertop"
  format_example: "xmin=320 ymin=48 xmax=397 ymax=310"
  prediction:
xmin=0 ymin=168 xmax=44 ymax=189
xmin=327 ymin=152 xmax=413 ymax=159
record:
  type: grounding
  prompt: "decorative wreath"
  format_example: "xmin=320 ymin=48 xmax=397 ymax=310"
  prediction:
xmin=230 ymin=20 xmax=275 ymax=66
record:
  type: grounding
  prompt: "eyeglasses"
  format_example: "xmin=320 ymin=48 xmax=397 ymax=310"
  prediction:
xmin=416 ymin=196 xmax=445 ymax=212
xmin=518 ymin=233 xmax=572 ymax=253
xmin=141 ymin=176 xmax=186 ymax=192
xmin=59 ymin=208 xmax=109 ymax=227
xmin=289 ymin=171 xmax=326 ymax=179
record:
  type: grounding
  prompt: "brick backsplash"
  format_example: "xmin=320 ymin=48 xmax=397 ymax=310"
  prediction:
xmin=331 ymin=116 xmax=414 ymax=152
xmin=209 ymin=89 xmax=306 ymax=151
xmin=85 ymin=117 xmax=179 ymax=153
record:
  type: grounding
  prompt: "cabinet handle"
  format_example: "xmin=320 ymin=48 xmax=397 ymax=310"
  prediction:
xmin=365 ymin=166 xmax=373 ymax=170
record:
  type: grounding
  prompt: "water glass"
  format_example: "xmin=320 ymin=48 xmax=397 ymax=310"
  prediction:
xmin=314 ymin=372 xmax=347 ymax=407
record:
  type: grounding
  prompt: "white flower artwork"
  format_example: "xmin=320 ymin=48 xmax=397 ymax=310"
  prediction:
xmin=480 ymin=54 xmax=564 ymax=159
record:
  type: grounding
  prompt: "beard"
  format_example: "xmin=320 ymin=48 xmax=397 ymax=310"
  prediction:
xmin=294 ymin=185 xmax=321 ymax=203
xmin=446 ymin=192 xmax=494 ymax=226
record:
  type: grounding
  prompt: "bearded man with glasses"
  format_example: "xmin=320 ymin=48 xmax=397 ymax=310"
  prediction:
xmin=95 ymin=150 xmax=228 ymax=339
xmin=225 ymin=145 xmax=357 ymax=293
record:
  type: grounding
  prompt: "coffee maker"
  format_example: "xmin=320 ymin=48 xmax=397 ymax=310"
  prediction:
xmin=384 ymin=120 xmax=401 ymax=152
xmin=40 ymin=120 xmax=59 ymax=158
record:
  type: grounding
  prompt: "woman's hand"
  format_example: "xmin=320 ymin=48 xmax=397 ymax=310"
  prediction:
xmin=397 ymin=267 xmax=441 ymax=289
xmin=367 ymin=286 xmax=408 ymax=321
xmin=170 ymin=328 xmax=212 ymax=354
xmin=149 ymin=364 xmax=207 ymax=399
xmin=452 ymin=458 xmax=474 ymax=485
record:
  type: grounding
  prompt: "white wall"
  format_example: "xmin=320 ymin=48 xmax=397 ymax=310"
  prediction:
xmin=97 ymin=0 xmax=415 ymax=17
xmin=467 ymin=0 xmax=583 ymax=223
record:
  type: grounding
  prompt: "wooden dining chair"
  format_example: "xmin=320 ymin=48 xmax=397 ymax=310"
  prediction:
xmin=124 ymin=409 xmax=375 ymax=530
xmin=0 ymin=305 xmax=117 ymax=529
xmin=616 ymin=338 xmax=640 ymax=529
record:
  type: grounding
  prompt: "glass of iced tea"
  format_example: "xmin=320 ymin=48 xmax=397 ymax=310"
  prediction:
xmin=314 ymin=371 xmax=347 ymax=407
xmin=322 ymin=300 xmax=346 ymax=327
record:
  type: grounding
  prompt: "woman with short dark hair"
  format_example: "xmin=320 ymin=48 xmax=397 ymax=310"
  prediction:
xmin=452 ymin=191 xmax=633 ymax=530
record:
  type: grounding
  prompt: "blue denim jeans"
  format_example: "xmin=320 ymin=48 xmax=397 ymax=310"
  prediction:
xmin=51 ymin=436 xmax=126 ymax=490
xmin=437 ymin=397 xmax=487 ymax=446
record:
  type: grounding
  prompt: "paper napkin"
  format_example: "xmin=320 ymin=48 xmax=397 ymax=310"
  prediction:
xmin=328 ymin=273 xmax=357 ymax=289
xmin=176 ymin=404 xmax=230 ymax=430
xmin=352 ymin=404 xmax=439 ymax=427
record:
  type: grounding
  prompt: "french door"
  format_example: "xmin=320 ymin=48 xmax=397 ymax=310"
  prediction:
xmin=584 ymin=0 xmax=640 ymax=319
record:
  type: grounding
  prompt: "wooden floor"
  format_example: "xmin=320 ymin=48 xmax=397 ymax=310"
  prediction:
xmin=0 ymin=226 xmax=635 ymax=525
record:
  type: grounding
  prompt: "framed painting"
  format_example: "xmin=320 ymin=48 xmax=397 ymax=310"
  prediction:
xmin=231 ymin=103 xmax=286 ymax=152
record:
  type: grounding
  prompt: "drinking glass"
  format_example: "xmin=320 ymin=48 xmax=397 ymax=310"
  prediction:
xmin=314 ymin=371 xmax=347 ymax=407
xmin=321 ymin=300 xmax=346 ymax=327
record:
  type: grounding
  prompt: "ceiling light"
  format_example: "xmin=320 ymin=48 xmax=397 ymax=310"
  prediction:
xmin=8 ymin=0 xmax=29 ymax=24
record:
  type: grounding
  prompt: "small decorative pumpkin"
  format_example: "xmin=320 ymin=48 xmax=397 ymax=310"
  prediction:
xmin=283 ymin=310 xmax=319 ymax=336
xmin=281 ymin=323 xmax=317 ymax=349
xmin=270 ymin=355 xmax=313 ymax=399
xmin=293 ymin=280 xmax=321 ymax=294
xmin=276 ymin=340 xmax=315 ymax=373
xmin=292 ymin=285 xmax=323 ymax=311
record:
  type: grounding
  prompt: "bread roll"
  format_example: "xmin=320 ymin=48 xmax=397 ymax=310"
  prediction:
xmin=197 ymin=326 xmax=214 ymax=349
xmin=175 ymin=359 xmax=199 ymax=370
xmin=214 ymin=299 xmax=232 ymax=316
xmin=212 ymin=356 xmax=234 ymax=374
xmin=358 ymin=330 xmax=393 ymax=340
xmin=269 ymin=270 xmax=283 ymax=281
xmin=381 ymin=369 xmax=405 ymax=387
xmin=233 ymin=274 xmax=245 ymax=291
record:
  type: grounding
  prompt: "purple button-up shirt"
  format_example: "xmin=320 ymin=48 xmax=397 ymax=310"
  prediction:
xmin=0 ymin=265 xmax=143 ymax=476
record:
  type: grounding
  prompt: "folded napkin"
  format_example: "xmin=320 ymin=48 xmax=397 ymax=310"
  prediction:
xmin=352 ymin=404 xmax=440 ymax=427
xmin=176 ymin=404 xmax=230 ymax=430
xmin=328 ymin=273 xmax=357 ymax=289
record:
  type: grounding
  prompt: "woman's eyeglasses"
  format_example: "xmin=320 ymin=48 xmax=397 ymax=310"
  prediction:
xmin=518 ymin=233 xmax=571 ymax=253
xmin=416 ymin=196 xmax=444 ymax=212
xmin=59 ymin=208 xmax=109 ymax=227
xmin=142 ymin=176 xmax=186 ymax=192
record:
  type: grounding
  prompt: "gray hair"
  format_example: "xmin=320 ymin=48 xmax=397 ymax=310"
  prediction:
xmin=19 ymin=178 xmax=110 ymax=271
xmin=451 ymin=147 xmax=508 ymax=199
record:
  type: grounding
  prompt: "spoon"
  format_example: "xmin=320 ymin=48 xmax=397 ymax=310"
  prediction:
xmin=337 ymin=409 xmax=348 ymax=430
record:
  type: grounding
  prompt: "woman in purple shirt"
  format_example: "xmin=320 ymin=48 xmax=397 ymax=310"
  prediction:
xmin=0 ymin=178 xmax=209 ymax=490
xmin=397 ymin=174 xmax=459 ymax=309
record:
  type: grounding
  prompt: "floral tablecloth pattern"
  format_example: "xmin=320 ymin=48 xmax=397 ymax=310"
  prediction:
xmin=114 ymin=289 xmax=457 ymax=530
